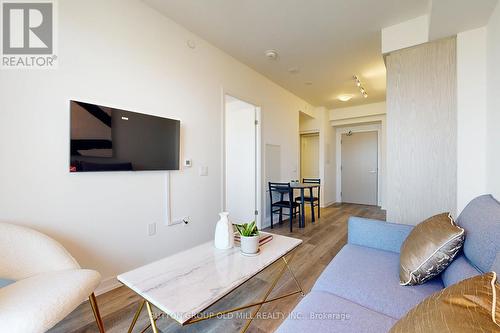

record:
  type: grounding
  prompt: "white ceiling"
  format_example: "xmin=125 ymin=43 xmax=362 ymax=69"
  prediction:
xmin=142 ymin=0 xmax=496 ymax=109
xmin=429 ymin=0 xmax=498 ymax=40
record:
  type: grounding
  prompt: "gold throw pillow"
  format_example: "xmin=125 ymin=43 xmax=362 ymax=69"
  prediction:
xmin=390 ymin=272 xmax=500 ymax=333
xmin=400 ymin=212 xmax=465 ymax=285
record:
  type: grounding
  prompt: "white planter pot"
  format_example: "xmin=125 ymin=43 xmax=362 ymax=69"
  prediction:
xmin=240 ymin=235 xmax=259 ymax=255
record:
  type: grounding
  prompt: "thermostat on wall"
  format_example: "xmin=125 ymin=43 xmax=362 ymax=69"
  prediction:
xmin=184 ymin=159 xmax=192 ymax=167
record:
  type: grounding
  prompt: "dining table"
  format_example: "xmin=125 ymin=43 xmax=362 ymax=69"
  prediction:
xmin=290 ymin=182 xmax=321 ymax=227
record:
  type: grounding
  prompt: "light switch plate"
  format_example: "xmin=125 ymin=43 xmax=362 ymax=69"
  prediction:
xmin=148 ymin=223 xmax=156 ymax=236
xmin=199 ymin=166 xmax=208 ymax=176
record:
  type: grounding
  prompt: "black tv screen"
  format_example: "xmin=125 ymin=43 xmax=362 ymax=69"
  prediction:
xmin=70 ymin=101 xmax=180 ymax=172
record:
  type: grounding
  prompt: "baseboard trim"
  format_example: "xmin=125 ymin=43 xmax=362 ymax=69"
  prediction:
xmin=321 ymin=201 xmax=337 ymax=208
xmin=95 ymin=276 xmax=121 ymax=296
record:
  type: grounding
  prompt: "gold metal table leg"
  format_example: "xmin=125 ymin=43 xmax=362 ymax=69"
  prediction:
xmin=283 ymin=256 xmax=305 ymax=296
xmin=127 ymin=300 xmax=145 ymax=333
xmin=89 ymin=293 xmax=105 ymax=333
xmin=240 ymin=250 xmax=303 ymax=333
xmin=146 ymin=301 xmax=160 ymax=333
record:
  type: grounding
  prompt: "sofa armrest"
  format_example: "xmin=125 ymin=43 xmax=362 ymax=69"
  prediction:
xmin=348 ymin=217 xmax=413 ymax=253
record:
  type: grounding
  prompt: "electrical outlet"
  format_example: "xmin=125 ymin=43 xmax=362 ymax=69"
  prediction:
xmin=171 ymin=216 xmax=191 ymax=226
xmin=148 ymin=223 xmax=156 ymax=236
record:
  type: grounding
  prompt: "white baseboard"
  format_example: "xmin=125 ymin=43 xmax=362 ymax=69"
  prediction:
xmin=95 ymin=276 xmax=121 ymax=296
xmin=321 ymin=200 xmax=337 ymax=208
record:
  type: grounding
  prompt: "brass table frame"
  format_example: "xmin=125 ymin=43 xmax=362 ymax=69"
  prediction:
xmin=126 ymin=248 xmax=304 ymax=333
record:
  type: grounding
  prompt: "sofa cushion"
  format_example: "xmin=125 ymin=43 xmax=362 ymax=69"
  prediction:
xmin=276 ymin=291 xmax=397 ymax=333
xmin=399 ymin=213 xmax=464 ymax=286
xmin=390 ymin=272 xmax=500 ymax=333
xmin=441 ymin=254 xmax=480 ymax=287
xmin=312 ymin=244 xmax=443 ymax=319
xmin=456 ymin=194 xmax=500 ymax=273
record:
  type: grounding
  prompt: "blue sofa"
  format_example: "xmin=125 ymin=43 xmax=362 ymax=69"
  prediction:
xmin=277 ymin=195 xmax=500 ymax=332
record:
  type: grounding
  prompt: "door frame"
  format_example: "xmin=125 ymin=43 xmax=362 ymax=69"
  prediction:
xmin=221 ymin=91 xmax=262 ymax=229
xmin=299 ymin=132 xmax=319 ymax=181
xmin=336 ymin=123 xmax=381 ymax=206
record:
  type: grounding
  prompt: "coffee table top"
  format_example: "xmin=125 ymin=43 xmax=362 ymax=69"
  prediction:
xmin=117 ymin=232 xmax=302 ymax=324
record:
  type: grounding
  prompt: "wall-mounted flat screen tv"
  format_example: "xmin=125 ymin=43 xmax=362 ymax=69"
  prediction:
xmin=70 ymin=101 xmax=180 ymax=172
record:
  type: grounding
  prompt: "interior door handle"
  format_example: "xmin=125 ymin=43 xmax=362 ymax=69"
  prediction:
xmin=369 ymin=170 xmax=377 ymax=174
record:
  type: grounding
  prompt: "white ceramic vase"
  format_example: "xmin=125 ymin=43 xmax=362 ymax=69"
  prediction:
xmin=214 ymin=212 xmax=234 ymax=250
xmin=240 ymin=235 xmax=259 ymax=255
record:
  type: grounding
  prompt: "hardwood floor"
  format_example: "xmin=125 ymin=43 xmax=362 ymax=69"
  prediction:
xmin=49 ymin=203 xmax=385 ymax=333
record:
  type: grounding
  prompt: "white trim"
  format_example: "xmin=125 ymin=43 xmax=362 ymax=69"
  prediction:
xmin=321 ymin=200 xmax=337 ymax=208
xmin=221 ymin=91 xmax=262 ymax=229
xmin=335 ymin=123 xmax=382 ymax=206
xmin=299 ymin=129 xmax=320 ymax=135
xmin=255 ymin=107 xmax=262 ymax=229
xmin=164 ymin=172 xmax=172 ymax=225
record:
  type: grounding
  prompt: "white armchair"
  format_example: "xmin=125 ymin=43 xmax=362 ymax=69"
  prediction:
xmin=0 ymin=222 xmax=104 ymax=333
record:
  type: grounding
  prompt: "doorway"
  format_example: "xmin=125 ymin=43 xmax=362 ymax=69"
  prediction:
xmin=300 ymin=133 xmax=319 ymax=180
xmin=341 ymin=131 xmax=378 ymax=205
xmin=223 ymin=95 xmax=260 ymax=225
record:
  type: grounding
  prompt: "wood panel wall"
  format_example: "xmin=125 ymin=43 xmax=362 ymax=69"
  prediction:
xmin=386 ymin=38 xmax=457 ymax=224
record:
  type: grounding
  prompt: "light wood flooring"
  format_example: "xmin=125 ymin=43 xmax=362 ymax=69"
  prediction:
xmin=50 ymin=203 xmax=385 ymax=333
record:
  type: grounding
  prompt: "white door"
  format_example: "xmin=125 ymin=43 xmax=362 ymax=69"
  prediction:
xmin=225 ymin=96 xmax=257 ymax=224
xmin=341 ymin=131 xmax=378 ymax=205
xmin=300 ymin=134 xmax=319 ymax=179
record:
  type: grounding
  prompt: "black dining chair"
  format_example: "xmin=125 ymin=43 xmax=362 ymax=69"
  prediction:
xmin=269 ymin=182 xmax=302 ymax=232
xmin=295 ymin=178 xmax=321 ymax=221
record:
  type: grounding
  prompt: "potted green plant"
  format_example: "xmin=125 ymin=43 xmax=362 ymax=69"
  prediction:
xmin=235 ymin=221 xmax=259 ymax=255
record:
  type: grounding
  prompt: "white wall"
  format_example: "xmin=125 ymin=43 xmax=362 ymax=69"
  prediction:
xmin=487 ymin=2 xmax=500 ymax=199
xmin=0 ymin=0 xmax=311 ymax=290
xmin=456 ymin=28 xmax=488 ymax=213
xmin=299 ymin=111 xmax=320 ymax=133
xmin=329 ymin=101 xmax=386 ymax=121
xmin=318 ymin=107 xmax=337 ymax=207
xmin=381 ymin=15 xmax=429 ymax=54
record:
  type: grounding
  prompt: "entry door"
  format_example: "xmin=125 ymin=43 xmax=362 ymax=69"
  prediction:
xmin=341 ymin=131 xmax=378 ymax=205
xmin=300 ymin=134 xmax=319 ymax=179
xmin=225 ymin=97 xmax=257 ymax=224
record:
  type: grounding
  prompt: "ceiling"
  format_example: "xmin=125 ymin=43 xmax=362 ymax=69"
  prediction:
xmin=142 ymin=0 xmax=493 ymax=109
xmin=429 ymin=0 xmax=498 ymax=39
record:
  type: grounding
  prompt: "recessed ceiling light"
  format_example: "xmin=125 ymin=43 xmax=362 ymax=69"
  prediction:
xmin=265 ymin=49 xmax=279 ymax=60
xmin=304 ymin=81 xmax=313 ymax=85
xmin=186 ymin=40 xmax=196 ymax=49
xmin=337 ymin=94 xmax=353 ymax=102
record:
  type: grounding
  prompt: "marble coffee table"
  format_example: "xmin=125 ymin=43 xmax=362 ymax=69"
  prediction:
xmin=117 ymin=232 xmax=303 ymax=333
